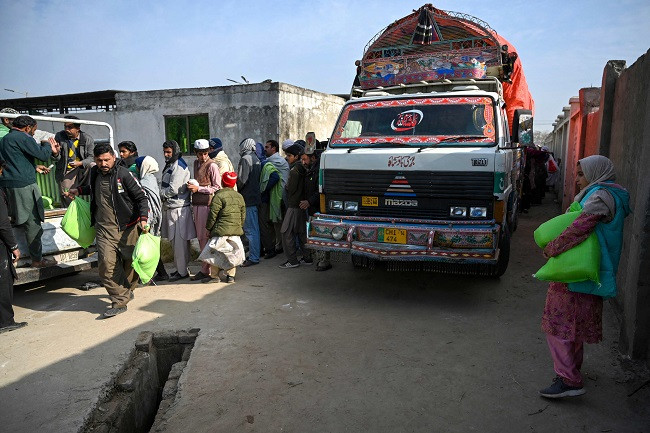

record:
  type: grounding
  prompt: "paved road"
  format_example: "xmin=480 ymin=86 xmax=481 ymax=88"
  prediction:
xmin=0 ymin=200 xmax=648 ymax=432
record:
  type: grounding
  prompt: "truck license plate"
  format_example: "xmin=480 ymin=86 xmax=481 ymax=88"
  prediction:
xmin=362 ymin=196 xmax=378 ymax=207
xmin=382 ymin=228 xmax=407 ymax=244
xmin=57 ymin=251 xmax=79 ymax=263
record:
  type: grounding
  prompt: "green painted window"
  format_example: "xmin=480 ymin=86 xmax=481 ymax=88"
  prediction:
xmin=164 ymin=114 xmax=210 ymax=154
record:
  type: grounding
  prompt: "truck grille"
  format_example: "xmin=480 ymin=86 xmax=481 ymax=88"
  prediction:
xmin=323 ymin=169 xmax=494 ymax=220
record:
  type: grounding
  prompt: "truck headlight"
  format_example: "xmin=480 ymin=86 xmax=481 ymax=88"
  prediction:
xmin=469 ymin=207 xmax=487 ymax=218
xmin=331 ymin=226 xmax=345 ymax=240
xmin=329 ymin=200 xmax=343 ymax=210
xmin=450 ymin=206 xmax=467 ymax=217
xmin=344 ymin=201 xmax=358 ymax=211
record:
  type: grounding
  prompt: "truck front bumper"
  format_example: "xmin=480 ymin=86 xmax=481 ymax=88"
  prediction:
xmin=306 ymin=214 xmax=501 ymax=264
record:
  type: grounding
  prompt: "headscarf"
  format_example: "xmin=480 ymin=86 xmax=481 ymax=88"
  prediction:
xmin=136 ymin=155 xmax=159 ymax=178
xmin=239 ymin=138 xmax=256 ymax=156
xmin=575 ymin=155 xmax=620 ymax=218
xmin=163 ymin=140 xmax=182 ymax=166
xmin=209 ymin=137 xmax=223 ymax=159
xmin=255 ymin=142 xmax=267 ymax=165
xmin=575 ymin=155 xmax=616 ymax=202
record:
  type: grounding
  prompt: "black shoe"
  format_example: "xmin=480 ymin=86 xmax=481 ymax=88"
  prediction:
xmin=315 ymin=263 xmax=332 ymax=272
xmin=226 ymin=276 xmax=235 ymax=283
xmin=299 ymin=258 xmax=313 ymax=266
xmin=0 ymin=321 xmax=28 ymax=334
xmin=264 ymin=250 xmax=277 ymax=259
xmin=169 ymin=272 xmax=189 ymax=282
xmin=154 ymin=272 xmax=169 ymax=282
xmin=190 ymin=271 xmax=210 ymax=281
xmin=241 ymin=260 xmax=259 ymax=267
xmin=103 ymin=306 xmax=127 ymax=318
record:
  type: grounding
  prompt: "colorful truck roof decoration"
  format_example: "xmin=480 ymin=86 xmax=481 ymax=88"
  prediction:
xmin=356 ymin=4 xmax=534 ymax=133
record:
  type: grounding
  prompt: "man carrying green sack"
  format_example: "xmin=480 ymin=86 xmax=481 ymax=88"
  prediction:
xmin=537 ymin=155 xmax=630 ymax=400
xmin=65 ymin=143 xmax=149 ymax=319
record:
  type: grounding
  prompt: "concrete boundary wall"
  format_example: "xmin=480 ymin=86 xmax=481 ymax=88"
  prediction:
xmin=607 ymin=50 xmax=650 ymax=363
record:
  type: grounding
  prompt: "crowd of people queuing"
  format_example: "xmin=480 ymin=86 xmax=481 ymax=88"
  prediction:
xmin=0 ymin=109 xmax=330 ymax=327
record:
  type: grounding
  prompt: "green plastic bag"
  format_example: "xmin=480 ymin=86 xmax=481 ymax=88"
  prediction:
xmin=534 ymin=201 xmax=582 ymax=248
xmin=533 ymin=202 xmax=600 ymax=284
xmin=132 ymin=232 xmax=161 ymax=284
xmin=61 ymin=197 xmax=96 ymax=248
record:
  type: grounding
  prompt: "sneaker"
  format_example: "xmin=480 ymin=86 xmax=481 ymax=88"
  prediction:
xmin=103 ymin=306 xmax=127 ymax=318
xmin=539 ymin=376 xmax=586 ymax=399
xmin=169 ymin=272 xmax=189 ymax=282
xmin=0 ymin=321 xmax=28 ymax=334
xmin=241 ymin=260 xmax=259 ymax=267
xmin=299 ymin=258 xmax=313 ymax=266
xmin=226 ymin=276 xmax=235 ymax=283
xmin=278 ymin=261 xmax=300 ymax=269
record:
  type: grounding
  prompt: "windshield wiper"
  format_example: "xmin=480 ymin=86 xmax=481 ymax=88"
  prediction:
xmin=416 ymin=135 xmax=490 ymax=152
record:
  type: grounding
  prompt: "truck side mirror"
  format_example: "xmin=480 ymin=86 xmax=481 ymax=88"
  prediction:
xmin=512 ymin=109 xmax=533 ymax=145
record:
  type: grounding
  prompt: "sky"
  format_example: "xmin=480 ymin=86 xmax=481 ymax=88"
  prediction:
xmin=1 ymin=0 xmax=649 ymax=131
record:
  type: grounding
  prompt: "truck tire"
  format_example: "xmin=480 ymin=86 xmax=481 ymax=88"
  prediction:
xmin=508 ymin=193 xmax=519 ymax=233
xmin=491 ymin=225 xmax=510 ymax=278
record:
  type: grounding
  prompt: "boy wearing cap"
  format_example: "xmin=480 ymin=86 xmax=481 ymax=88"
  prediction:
xmin=205 ymin=172 xmax=246 ymax=283
xmin=188 ymin=139 xmax=221 ymax=281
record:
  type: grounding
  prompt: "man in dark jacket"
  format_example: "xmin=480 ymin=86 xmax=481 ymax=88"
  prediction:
xmin=54 ymin=115 xmax=95 ymax=206
xmin=299 ymin=148 xmax=331 ymax=271
xmin=0 ymin=159 xmax=27 ymax=333
xmin=67 ymin=143 xmax=149 ymax=318
xmin=279 ymin=144 xmax=310 ymax=268
xmin=237 ymin=138 xmax=262 ymax=266
xmin=0 ymin=115 xmax=61 ymax=267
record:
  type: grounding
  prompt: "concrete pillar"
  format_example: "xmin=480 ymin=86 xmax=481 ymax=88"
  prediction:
xmin=596 ymin=60 xmax=626 ymax=157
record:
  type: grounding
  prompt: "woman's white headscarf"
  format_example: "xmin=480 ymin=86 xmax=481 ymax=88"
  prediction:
xmin=138 ymin=155 xmax=159 ymax=178
xmin=575 ymin=155 xmax=615 ymax=202
xmin=575 ymin=155 xmax=618 ymax=217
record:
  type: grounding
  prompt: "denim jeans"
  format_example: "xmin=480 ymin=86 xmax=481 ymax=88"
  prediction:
xmin=243 ymin=206 xmax=261 ymax=263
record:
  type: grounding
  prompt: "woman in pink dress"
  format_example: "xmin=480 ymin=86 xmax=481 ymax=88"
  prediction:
xmin=539 ymin=155 xmax=630 ymax=399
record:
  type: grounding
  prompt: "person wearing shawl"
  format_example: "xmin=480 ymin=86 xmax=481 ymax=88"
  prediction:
xmin=160 ymin=140 xmax=196 ymax=282
xmin=265 ymin=139 xmax=290 ymax=205
xmin=209 ymin=137 xmax=237 ymax=191
xmin=237 ymin=138 xmax=262 ymax=266
xmin=188 ymin=139 xmax=222 ymax=281
xmin=259 ymin=141 xmax=283 ymax=259
xmin=539 ymin=155 xmax=630 ymax=399
xmin=133 ymin=156 xmax=168 ymax=281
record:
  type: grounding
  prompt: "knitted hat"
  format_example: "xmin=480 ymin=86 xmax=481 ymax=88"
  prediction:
xmin=222 ymin=171 xmax=237 ymax=188
xmin=209 ymin=137 xmax=223 ymax=151
xmin=281 ymin=139 xmax=294 ymax=150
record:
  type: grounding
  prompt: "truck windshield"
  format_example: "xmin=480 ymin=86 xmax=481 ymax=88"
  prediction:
xmin=330 ymin=96 xmax=496 ymax=147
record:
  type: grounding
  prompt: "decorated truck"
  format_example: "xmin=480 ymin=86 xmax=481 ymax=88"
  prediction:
xmin=1 ymin=112 xmax=115 ymax=284
xmin=306 ymin=4 xmax=534 ymax=276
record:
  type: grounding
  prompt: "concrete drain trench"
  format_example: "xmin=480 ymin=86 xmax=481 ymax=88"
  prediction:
xmin=81 ymin=329 xmax=200 ymax=433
